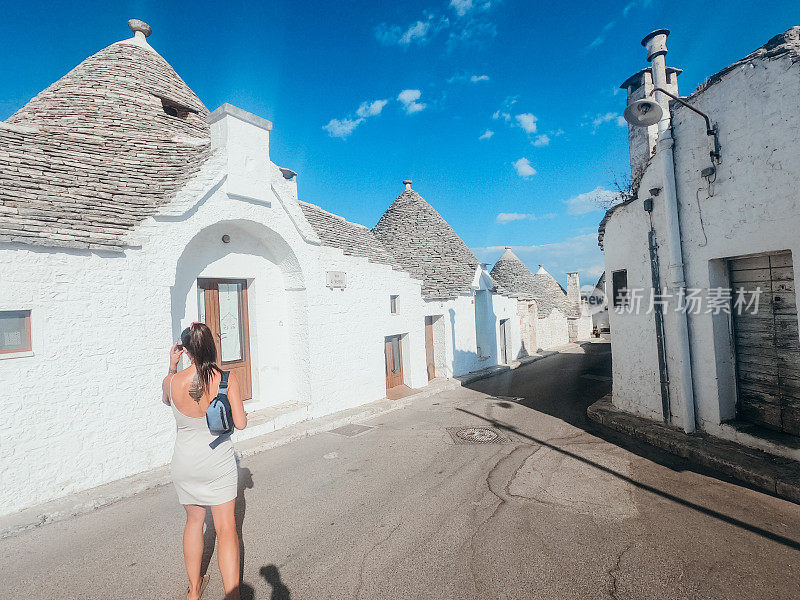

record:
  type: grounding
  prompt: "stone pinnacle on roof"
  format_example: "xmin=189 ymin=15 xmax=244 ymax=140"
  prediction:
xmin=128 ymin=19 xmax=152 ymax=39
xmin=403 ymin=179 xmax=412 ymax=191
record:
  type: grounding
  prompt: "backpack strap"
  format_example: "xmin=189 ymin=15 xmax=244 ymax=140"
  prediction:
xmin=218 ymin=371 xmax=230 ymax=396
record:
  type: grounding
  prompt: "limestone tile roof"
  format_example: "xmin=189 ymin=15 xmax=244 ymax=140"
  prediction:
xmin=531 ymin=265 xmax=571 ymax=317
xmin=490 ymin=247 xmax=538 ymax=298
xmin=490 ymin=248 xmax=571 ymax=316
xmin=0 ymin=30 xmax=212 ymax=250
xmin=298 ymin=201 xmax=403 ymax=270
xmin=372 ymin=188 xmax=479 ymax=300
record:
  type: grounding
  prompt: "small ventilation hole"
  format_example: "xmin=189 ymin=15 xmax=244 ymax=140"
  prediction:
xmin=160 ymin=97 xmax=196 ymax=120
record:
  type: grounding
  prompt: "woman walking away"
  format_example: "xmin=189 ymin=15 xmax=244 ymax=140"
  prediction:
xmin=162 ymin=322 xmax=248 ymax=600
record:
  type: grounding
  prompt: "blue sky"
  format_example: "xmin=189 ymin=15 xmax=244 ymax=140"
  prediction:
xmin=2 ymin=1 xmax=798 ymax=287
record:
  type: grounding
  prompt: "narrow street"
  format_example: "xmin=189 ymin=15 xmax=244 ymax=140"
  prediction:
xmin=2 ymin=341 xmax=798 ymax=599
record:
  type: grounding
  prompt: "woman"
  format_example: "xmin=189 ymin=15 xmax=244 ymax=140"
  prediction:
xmin=162 ymin=322 xmax=248 ymax=600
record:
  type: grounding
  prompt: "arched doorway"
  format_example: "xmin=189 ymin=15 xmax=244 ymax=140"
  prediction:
xmin=169 ymin=219 xmax=310 ymax=408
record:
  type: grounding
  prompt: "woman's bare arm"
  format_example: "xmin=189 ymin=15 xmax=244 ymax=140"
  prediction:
xmin=162 ymin=343 xmax=183 ymax=405
xmin=227 ymin=373 xmax=248 ymax=430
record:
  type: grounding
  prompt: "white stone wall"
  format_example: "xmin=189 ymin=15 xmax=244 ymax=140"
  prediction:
xmin=535 ymin=309 xmax=570 ymax=350
xmin=604 ymin=39 xmax=800 ymax=435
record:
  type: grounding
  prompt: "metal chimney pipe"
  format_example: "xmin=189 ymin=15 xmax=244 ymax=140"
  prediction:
xmin=642 ymin=28 xmax=697 ymax=433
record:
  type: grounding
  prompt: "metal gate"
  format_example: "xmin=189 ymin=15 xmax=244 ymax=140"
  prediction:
xmin=729 ymin=251 xmax=800 ymax=435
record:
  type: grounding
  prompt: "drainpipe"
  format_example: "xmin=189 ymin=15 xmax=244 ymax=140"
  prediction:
xmin=643 ymin=29 xmax=696 ymax=433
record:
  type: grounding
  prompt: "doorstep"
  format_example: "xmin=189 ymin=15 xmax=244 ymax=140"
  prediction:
xmin=587 ymin=395 xmax=800 ymax=504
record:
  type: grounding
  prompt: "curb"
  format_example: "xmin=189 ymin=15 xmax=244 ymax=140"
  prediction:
xmin=0 ymin=380 xmax=459 ymax=540
xmin=587 ymin=396 xmax=800 ymax=504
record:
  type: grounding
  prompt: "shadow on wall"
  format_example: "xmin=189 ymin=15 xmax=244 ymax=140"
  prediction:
xmin=448 ymin=293 xmax=498 ymax=376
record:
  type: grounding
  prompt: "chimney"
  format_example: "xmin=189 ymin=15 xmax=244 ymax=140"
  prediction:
xmin=209 ymin=103 xmax=274 ymax=203
xmin=566 ymin=272 xmax=581 ymax=307
xmin=620 ymin=29 xmax=681 ymax=178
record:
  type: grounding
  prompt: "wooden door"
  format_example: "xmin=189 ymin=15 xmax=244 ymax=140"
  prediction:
xmin=385 ymin=335 xmax=404 ymax=390
xmin=730 ymin=251 xmax=800 ymax=435
xmin=499 ymin=319 xmax=508 ymax=364
xmin=425 ymin=316 xmax=436 ymax=381
xmin=198 ymin=278 xmax=253 ymax=400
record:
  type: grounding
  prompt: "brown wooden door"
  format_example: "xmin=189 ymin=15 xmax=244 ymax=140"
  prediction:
xmin=730 ymin=251 xmax=800 ymax=435
xmin=385 ymin=335 xmax=404 ymax=390
xmin=425 ymin=317 xmax=436 ymax=381
xmin=499 ymin=319 xmax=508 ymax=364
xmin=198 ymin=278 xmax=253 ymax=400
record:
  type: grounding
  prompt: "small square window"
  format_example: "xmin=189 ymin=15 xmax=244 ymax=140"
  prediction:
xmin=0 ymin=310 xmax=32 ymax=354
xmin=612 ymin=270 xmax=629 ymax=308
xmin=390 ymin=295 xmax=399 ymax=314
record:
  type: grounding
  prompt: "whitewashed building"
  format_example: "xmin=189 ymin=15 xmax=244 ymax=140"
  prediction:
xmin=601 ymin=27 xmax=800 ymax=458
xmin=0 ymin=21 xmax=522 ymax=516
xmin=490 ymin=248 xmax=592 ymax=353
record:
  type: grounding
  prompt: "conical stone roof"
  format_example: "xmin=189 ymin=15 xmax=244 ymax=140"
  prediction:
xmin=0 ymin=21 xmax=212 ymax=250
xmin=531 ymin=265 xmax=571 ymax=317
xmin=372 ymin=187 xmax=479 ymax=299
xmin=490 ymin=247 xmax=539 ymax=298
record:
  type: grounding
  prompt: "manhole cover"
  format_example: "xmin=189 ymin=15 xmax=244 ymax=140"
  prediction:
xmin=447 ymin=426 xmax=508 ymax=445
xmin=329 ymin=424 xmax=374 ymax=437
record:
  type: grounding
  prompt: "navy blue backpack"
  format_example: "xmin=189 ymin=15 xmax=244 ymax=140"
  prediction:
xmin=207 ymin=371 xmax=234 ymax=438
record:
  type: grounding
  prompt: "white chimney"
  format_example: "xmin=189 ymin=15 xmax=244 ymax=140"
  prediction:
xmin=209 ymin=103 xmax=274 ymax=203
xmin=620 ymin=29 xmax=681 ymax=178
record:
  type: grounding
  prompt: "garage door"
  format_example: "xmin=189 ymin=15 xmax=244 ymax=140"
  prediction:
xmin=729 ymin=251 xmax=800 ymax=435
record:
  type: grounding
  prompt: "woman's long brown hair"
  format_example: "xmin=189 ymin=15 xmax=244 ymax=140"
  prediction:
xmin=180 ymin=322 xmax=222 ymax=396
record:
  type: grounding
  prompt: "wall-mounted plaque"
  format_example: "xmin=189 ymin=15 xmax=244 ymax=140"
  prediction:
xmin=326 ymin=271 xmax=347 ymax=288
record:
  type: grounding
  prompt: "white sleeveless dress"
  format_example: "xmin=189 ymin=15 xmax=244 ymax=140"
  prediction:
xmin=169 ymin=378 xmax=238 ymax=506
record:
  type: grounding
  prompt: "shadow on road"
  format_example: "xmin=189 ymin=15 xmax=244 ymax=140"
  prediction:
xmin=468 ymin=342 xmax=707 ymax=474
xmin=456 ymin=405 xmax=800 ymax=551
xmin=260 ymin=564 xmax=291 ymax=599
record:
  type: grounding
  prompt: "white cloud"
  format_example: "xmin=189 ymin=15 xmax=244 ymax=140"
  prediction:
xmin=398 ymin=89 xmax=427 ymax=114
xmin=374 ymin=14 xmax=449 ymax=46
xmin=513 ymin=157 xmax=536 ymax=178
xmin=323 ymin=118 xmax=364 ymax=139
xmin=470 ymin=74 xmax=490 ymax=83
xmin=450 ymin=0 xmax=474 ymax=17
xmin=473 ymin=233 xmax=605 ymax=288
xmin=492 ymin=110 xmax=511 ymax=121
xmin=515 ymin=113 xmax=538 ymax=134
xmin=356 ymin=99 xmax=388 ymax=118
xmin=479 ymin=129 xmax=494 ymax=140
xmin=587 ymin=112 xmax=626 ymax=133
xmin=495 ymin=212 xmax=556 ymax=224
xmin=324 ymin=98 xmax=388 ymax=138
xmin=496 ymin=212 xmax=536 ymax=223
xmin=564 ymin=186 xmax=618 ymax=215
xmin=533 ymin=134 xmax=550 ymax=147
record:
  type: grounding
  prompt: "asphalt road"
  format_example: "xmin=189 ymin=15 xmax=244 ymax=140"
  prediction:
xmin=2 ymin=341 xmax=799 ymax=599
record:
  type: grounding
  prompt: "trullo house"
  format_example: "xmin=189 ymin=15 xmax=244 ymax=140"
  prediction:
xmin=0 ymin=20 xmax=532 ymax=516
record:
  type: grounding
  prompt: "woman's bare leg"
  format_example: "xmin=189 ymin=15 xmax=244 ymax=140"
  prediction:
xmin=211 ymin=499 xmax=240 ymax=600
xmin=183 ymin=504 xmax=207 ymax=600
